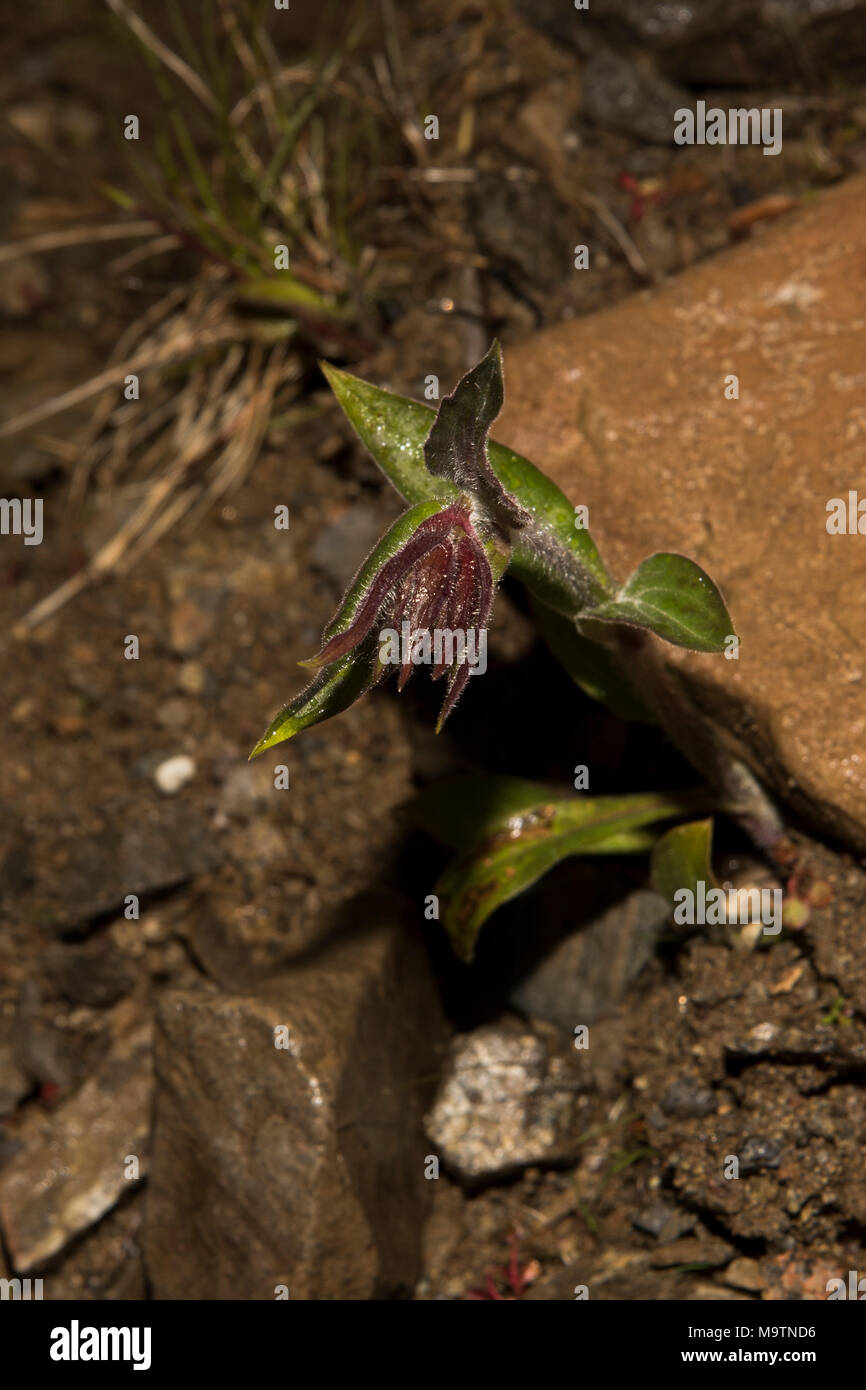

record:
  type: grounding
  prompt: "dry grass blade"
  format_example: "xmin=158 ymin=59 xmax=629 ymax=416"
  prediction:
xmin=15 ymin=337 xmax=295 ymax=633
xmin=577 ymin=189 xmax=653 ymax=282
xmin=13 ymin=2 xmax=381 ymax=637
xmin=219 ymin=0 xmax=279 ymax=142
xmin=108 ymin=234 xmax=181 ymax=273
xmin=0 ymin=312 xmax=241 ymax=439
xmin=104 ymin=0 xmax=218 ymax=113
xmin=0 ymin=221 xmax=159 ymax=263
xmin=69 ymin=284 xmax=191 ymax=505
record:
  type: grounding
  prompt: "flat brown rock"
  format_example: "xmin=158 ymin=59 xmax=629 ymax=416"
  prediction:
xmin=497 ymin=175 xmax=866 ymax=849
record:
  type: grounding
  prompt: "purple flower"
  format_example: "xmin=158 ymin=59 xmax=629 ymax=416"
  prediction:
xmin=304 ymin=500 xmax=496 ymax=727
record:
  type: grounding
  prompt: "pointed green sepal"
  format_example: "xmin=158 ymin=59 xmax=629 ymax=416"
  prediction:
xmin=249 ymin=637 xmax=379 ymax=758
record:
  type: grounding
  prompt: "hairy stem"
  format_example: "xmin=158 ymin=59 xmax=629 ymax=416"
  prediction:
xmin=611 ymin=626 xmax=785 ymax=854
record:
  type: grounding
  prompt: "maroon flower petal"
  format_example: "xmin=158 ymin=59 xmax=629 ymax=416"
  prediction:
xmin=305 ymin=504 xmax=471 ymax=668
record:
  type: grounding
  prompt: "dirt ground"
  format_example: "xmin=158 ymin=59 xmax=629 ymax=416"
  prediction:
xmin=2 ymin=0 xmax=866 ymax=1300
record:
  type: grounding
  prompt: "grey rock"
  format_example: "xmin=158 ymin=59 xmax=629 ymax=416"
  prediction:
xmin=661 ymin=1075 xmax=717 ymax=1119
xmin=470 ymin=174 xmax=569 ymax=289
xmin=425 ymin=1018 xmax=588 ymax=1182
xmin=12 ymin=982 xmax=80 ymax=1089
xmin=580 ymin=49 xmax=688 ymax=144
xmin=738 ymin=1136 xmax=782 ymax=1174
xmin=510 ymin=886 xmax=668 ymax=1033
xmin=39 ymin=801 xmax=221 ymax=937
xmin=632 ymin=1199 xmax=695 ymax=1243
xmin=0 ymin=1001 xmax=151 ymax=1271
xmin=144 ymin=908 xmax=448 ymax=1299
xmin=45 ymin=940 xmax=137 ymax=1008
xmin=311 ymin=507 xmax=385 ymax=592
xmin=516 ymin=0 xmax=866 ymax=86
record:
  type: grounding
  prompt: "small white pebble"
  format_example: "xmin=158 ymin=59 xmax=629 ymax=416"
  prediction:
xmin=154 ymin=754 xmax=195 ymax=795
xmin=749 ymin=1022 xmax=777 ymax=1044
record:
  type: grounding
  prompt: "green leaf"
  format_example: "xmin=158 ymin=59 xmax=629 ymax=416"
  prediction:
xmin=320 ymin=363 xmax=613 ymax=614
xmin=528 ymin=596 xmax=653 ymax=723
xmin=97 ymin=182 xmax=136 ymax=211
xmin=412 ymin=774 xmax=566 ymax=849
xmin=650 ymin=817 xmax=718 ymax=911
xmin=236 ymin=275 xmax=351 ymax=321
xmin=424 ymin=340 xmax=526 ymax=529
xmin=427 ymin=785 xmax=708 ymax=961
xmin=582 ymin=553 xmax=734 ymax=652
xmin=249 ymin=636 xmax=378 ymax=759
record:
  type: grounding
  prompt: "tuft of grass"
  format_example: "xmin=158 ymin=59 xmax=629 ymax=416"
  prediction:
xmin=9 ymin=0 xmax=402 ymax=632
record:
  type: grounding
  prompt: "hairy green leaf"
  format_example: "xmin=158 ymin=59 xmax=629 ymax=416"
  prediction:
xmin=424 ymin=340 xmax=527 ymax=529
xmin=583 ymin=553 xmax=733 ymax=652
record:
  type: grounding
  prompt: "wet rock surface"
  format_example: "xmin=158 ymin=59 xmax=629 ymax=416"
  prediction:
xmin=499 ymin=174 xmax=866 ymax=852
xmin=144 ymin=909 xmax=448 ymax=1300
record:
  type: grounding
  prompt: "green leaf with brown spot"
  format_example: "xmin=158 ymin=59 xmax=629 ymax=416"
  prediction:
xmin=426 ymin=783 xmax=710 ymax=961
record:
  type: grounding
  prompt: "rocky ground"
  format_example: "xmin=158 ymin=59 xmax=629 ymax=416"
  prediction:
xmin=1 ymin=0 xmax=866 ymax=1300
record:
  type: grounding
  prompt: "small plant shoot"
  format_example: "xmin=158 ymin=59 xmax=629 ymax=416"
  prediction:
xmin=253 ymin=343 xmax=779 ymax=956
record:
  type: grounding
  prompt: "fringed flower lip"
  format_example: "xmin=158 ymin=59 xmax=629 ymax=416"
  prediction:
xmin=301 ymin=498 xmax=499 ymax=729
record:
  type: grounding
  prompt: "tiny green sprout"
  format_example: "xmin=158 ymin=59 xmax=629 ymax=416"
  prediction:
xmin=251 ymin=343 xmax=784 ymax=956
xmin=822 ymin=995 xmax=853 ymax=1028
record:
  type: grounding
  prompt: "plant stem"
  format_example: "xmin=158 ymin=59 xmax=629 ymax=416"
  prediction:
xmin=611 ymin=626 xmax=785 ymax=855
